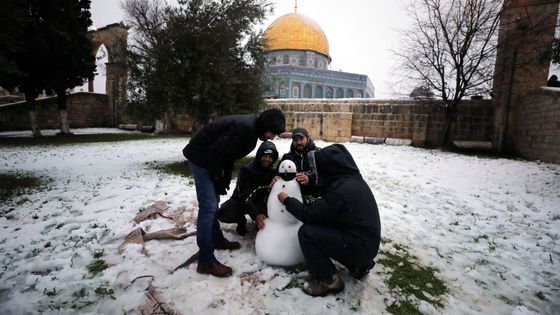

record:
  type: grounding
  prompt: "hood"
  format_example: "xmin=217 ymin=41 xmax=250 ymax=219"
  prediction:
xmin=255 ymin=140 xmax=279 ymax=165
xmin=256 ymin=108 xmax=286 ymax=141
xmin=308 ymin=144 xmax=360 ymax=184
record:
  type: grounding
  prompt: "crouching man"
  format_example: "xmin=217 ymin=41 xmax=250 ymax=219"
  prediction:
xmin=218 ymin=140 xmax=278 ymax=235
xmin=277 ymin=144 xmax=381 ymax=296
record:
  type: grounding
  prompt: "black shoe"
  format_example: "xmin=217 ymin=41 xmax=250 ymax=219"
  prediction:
xmin=236 ymin=216 xmax=247 ymax=235
xmin=302 ymin=273 xmax=345 ymax=297
xmin=236 ymin=223 xmax=247 ymax=236
xmin=348 ymin=260 xmax=375 ymax=279
xmin=215 ymin=238 xmax=241 ymax=250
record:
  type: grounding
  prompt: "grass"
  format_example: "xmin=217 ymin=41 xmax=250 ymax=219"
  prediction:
xmin=37 ymin=250 xmax=114 ymax=313
xmin=148 ymin=156 xmax=254 ymax=178
xmin=87 ymin=257 xmax=108 ymax=277
xmin=0 ymin=172 xmax=45 ymax=205
xmin=0 ymin=133 xmax=184 ymax=147
xmin=377 ymin=240 xmax=448 ymax=314
xmin=387 ymin=300 xmax=424 ymax=315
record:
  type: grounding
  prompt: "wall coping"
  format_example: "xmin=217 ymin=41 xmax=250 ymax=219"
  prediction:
xmin=293 ymin=111 xmax=353 ymax=114
xmin=0 ymin=92 xmax=108 ymax=109
xmin=267 ymin=98 xmax=493 ymax=107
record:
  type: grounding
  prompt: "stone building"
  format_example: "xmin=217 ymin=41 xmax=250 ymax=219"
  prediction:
xmin=263 ymin=10 xmax=375 ymax=99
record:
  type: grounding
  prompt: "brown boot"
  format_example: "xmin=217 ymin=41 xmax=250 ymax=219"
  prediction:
xmin=215 ymin=238 xmax=241 ymax=250
xmin=196 ymin=261 xmax=233 ymax=277
xmin=302 ymin=273 xmax=345 ymax=297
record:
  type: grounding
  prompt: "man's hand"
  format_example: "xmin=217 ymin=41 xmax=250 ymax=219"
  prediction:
xmin=295 ymin=173 xmax=309 ymax=185
xmin=256 ymin=214 xmax=267 ymax=230
xmin=277 ymin=191 xmax=288 ymax=203
xmin=213 ymin=177 xmax=229 ymax=195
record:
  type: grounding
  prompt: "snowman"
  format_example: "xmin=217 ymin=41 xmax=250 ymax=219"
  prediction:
xmin=255 ymin=160 xmax=304 ymax=266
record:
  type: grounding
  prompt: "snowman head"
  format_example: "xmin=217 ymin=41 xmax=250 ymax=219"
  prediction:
xmin=278 ymin=160 xmax=297 ymax=181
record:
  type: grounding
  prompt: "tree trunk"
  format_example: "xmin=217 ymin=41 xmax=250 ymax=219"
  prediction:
xmin=154 ymin=112 xmax=169 ymax=134
xmin=441 ymin=106 xmax=457 ymax=149
xmin=56 ymin=89 xmax=71 ymax=135
xmin=24 ymin=91 xmax=41 ymax=137
xmin=59 ymin=109 xmax=70 ymax=134
xmin=28 ymin=110 xmax=41 ymax=137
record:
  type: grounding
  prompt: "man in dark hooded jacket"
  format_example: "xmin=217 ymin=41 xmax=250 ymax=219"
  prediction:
xmin=278 ymin=127 xmax=320 ymax=198
xmin=183 ymin=108 xmax=285 ymax=278
xmin=218 ymin=140 xmax=278 ymax=235
xmin=277 ymin=144 xmax=381 ymax=296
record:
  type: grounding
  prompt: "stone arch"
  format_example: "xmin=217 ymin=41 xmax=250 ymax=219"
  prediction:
xmin=314 ymin=85 xmax=324 ymax=98
xmin=303 ymin=84 xmax=312 ymax=98
xmin=335 ymin=88 xmax=344 ymax=98
xmin=88 ymin=23 xmax=129 ymax=125
xmin=346 ymin=89 xmax=354 ymax=98
xmin=325 ymin=87 xmax=333 ymax=98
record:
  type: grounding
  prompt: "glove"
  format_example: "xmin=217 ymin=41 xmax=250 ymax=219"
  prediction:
xmin=213 ymin=177 xmax=230 ymax=195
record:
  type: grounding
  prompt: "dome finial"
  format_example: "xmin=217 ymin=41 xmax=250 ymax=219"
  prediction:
xmin=295 ymin=0 xmax=298 ymax=13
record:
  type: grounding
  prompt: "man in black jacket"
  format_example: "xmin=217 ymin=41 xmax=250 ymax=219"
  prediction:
xmin=218 ymin=141 xmax=278 ymax=235
xmin=277 ymin=144 xmax=381 ymax=296
xmin=183 ymin=108 xmax=285 ymax=278
xmin=279 ymin=127 xmax=320 ymax=198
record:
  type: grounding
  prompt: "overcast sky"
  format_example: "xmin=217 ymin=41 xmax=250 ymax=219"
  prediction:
xmin=89 ymin=0 xmax=410 ymax=98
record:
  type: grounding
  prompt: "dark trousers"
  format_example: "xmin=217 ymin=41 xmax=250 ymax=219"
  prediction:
xmin=218 ymin=198 xmax=248 ymax=223
xmin=219 ymin=196 xmax=267 ymax=224
xmin=298 ymin=224 xmax=379 ymax=281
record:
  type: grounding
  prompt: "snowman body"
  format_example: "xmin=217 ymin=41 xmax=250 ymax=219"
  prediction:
xmin=255 ymin=160 xmax=304 ymax=266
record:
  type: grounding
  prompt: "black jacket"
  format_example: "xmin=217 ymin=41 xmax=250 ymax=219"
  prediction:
xmin=280 ymin=138 xmax=320 ymax=196
xmin=284 ymin=144 xmax=381 ymax=240
xmin=183 ymin=109 xmax=285 ymax=182
xmin=232 ymin=141 xmax=278 ymax=213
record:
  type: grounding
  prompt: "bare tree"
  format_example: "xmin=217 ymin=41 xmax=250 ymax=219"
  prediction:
xmin=395 ymin=0 xmax=506 ymax=147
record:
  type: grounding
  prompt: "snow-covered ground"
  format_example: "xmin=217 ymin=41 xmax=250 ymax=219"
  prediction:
xmin=0 ymin=133 xmax=558 ymax=314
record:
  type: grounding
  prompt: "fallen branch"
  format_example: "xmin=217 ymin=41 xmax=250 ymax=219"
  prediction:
xmin=171 ymin=251 xmax=199 ymax=273
xmin=118 ymin=228 xmax=196 ymax=256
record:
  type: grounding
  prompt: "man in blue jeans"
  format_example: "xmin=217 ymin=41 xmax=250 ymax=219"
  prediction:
xmin=183 ymin=108 xmax=285 ymax=277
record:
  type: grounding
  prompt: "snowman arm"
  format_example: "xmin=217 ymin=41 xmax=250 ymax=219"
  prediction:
xmin=246 ymin=186 xmax=271 ymax=216
xmin=236 ymin=167 xmax=254 ymax=201
xmin=284 ymin=197 xmax=339 ymax=223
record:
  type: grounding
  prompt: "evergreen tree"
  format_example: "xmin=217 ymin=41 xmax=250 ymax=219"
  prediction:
xmin=0 ymin=0 xmax=95 ymax=136
xmin=123 ymin=0 xmax=271 ymax=131
xmin=45 ymin=0 xmax=96 ymax=134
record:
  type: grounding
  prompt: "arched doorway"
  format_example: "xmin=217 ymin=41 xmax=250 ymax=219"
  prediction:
xmin=87 ymin=23 xmax=129 ymax=125
xmin=80 ymin=44 xmax=108 ymax=93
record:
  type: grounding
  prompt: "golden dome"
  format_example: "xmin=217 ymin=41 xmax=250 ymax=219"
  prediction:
xmin=264 ymin=13 xmax=330 ymax=59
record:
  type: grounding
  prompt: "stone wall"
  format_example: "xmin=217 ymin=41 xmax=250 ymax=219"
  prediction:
xmin=266 ymin=99 xmax=494 ymax=146
xmin=492 ymin=0 xmax=559 ymax=153
xmin=0 ymin=92 xmax=110 ymax=131
xmin=515 ymin=88 xmax=560 ymax=163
